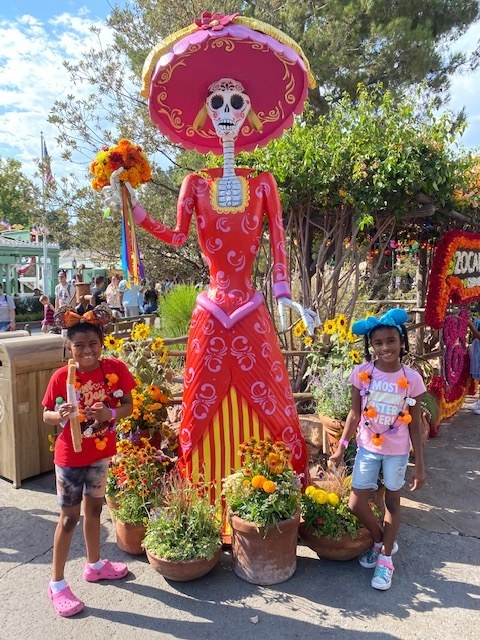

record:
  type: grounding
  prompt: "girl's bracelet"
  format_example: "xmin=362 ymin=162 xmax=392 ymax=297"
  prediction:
xmin=339 ymin=438 xmax=349 ymax=448
xmin=109 ymin=407 xmax=117 ymax=421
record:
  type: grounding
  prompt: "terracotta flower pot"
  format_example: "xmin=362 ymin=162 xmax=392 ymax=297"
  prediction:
xmin=145 ymin=546 xmax=222 ymax=581
xmin=105 ymin=495 xmax=119 ymax=521
xmin=114 ymin=519 xmax=146 ymax=555
xmin=229 ymin=510 xmax=300 ymax=585
xmin=318 ymin=413 xmax=345 ymax=455
xmin=298 ymin=523 xmax=373 ymax=561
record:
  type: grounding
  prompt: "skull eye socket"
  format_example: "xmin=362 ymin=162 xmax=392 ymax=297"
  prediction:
xmin=210 ymin=94 xmax=224 ymax=110
xmin=230 ymin=94 xmax=244 ymax=110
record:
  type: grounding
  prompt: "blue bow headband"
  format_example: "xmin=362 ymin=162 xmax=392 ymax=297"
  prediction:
xmin=352 ymin=308 xmax=408 ymax=337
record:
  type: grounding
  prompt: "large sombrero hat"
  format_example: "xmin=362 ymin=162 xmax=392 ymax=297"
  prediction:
xmin=141 ymin=12 xmax=316 ymax=155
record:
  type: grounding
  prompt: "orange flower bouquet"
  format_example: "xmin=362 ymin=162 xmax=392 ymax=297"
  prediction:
xmin=89 ymin=138 xmax=152 ymax=191
xmin=222 ymin=437 xmax=302 ymax=530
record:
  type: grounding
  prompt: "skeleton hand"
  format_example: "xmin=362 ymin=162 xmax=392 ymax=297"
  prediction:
xmin=101 ymin=167 xmax=138 ymax=211
xmin=277 ymin=297 xmax=319 ymax=337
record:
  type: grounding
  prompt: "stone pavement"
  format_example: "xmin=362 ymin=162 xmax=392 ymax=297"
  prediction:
xmin=0 ymin=404 xmax=479 ymax=640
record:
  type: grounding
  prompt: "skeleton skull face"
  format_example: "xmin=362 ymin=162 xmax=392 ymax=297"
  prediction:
xmin=205 ymin=78 xmax=251 ymax=140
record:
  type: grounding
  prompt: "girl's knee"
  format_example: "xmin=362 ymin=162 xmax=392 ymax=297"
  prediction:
xmin=60 ymin=513 xmax=80 ymax=533
xmin=384 ymin=490 xmax=401 ymax=513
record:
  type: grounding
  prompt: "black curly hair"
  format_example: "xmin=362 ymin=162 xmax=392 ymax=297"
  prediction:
xmin=363 ymin=324 xmax=410 ymax=362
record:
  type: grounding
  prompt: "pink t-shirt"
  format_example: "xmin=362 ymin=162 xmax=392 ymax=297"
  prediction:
xmin=349 ymin=362 xmax=426 ymax=455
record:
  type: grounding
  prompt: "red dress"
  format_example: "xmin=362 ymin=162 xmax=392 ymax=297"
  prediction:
xmin=135 ymin=168 xmax=308 ymax=491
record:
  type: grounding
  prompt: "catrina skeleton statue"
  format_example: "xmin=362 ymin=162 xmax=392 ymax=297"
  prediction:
xmin=104 ymin=13 xmax=319 ymax=506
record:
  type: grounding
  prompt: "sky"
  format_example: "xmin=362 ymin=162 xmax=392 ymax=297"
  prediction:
xmin=0 ymin=1 xmax=479 ymax=188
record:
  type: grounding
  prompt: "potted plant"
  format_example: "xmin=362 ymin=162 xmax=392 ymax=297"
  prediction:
xmin=106 ymin=437 xmax=175 ymax=554
xmin=222 ymin=437 xmax=302 ymax=586
xmin=299 ymin=465 xmax=379 ymax=560
xmin=103 ymin=324 xmax=174 ymax=445
xmin=302 ymin=314 xmax=361 ymax=453
xmin=142 ymin=473 xmax=222 ymax=581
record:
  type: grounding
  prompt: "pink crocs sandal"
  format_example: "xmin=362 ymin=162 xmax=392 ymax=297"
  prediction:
xmin=48 ymin=585 xmax=84 ymax=617
xmin=83 ymin=559 xmax=128 ymax=582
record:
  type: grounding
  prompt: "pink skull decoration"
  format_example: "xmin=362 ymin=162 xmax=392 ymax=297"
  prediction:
xmin=205 ymin=78 xmax=251 ymax=140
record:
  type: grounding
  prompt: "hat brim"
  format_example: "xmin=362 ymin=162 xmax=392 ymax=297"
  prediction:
xmin=142 ymin=19 xmax=315 ymax=154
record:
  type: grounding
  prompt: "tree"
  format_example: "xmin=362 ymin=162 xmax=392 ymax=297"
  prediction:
xmin=46 ymin=0 xmax=480 ymax=282
xmin=0 ymin=159 xmax=39 ymax=228
xmin=241 ymin=86 xmax=479 ymax=323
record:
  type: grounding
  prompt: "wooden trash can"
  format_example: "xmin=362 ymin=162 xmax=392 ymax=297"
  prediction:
xmin=0 ymin=330 xmax=31 ymax=340
xmin=0 ymin=334 xmax=65 ymax=487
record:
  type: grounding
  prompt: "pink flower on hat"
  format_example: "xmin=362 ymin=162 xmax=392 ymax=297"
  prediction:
xmin=195 ymin=11 xmax=239 ymax=31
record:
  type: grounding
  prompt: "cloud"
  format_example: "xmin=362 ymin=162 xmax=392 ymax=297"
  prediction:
xmin=0 ymin=12 xmax=114 ymax=182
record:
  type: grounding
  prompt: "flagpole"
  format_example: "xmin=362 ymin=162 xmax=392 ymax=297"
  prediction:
xmin=40 ymin=131 xmax=50 ymax=296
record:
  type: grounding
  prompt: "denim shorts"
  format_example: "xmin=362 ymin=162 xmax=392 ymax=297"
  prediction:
xmin=55 ymin=458 xmax=110 ymax=507
xmin=351 ymin=447 xmax=409 ymax=492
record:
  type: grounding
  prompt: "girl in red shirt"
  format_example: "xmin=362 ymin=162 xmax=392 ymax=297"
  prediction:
xmin=43 ymin=306 xmax=136 ymax=617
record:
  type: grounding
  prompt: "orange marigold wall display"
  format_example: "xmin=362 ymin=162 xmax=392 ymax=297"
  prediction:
xmin=425 ymin=231 xmax=479 ymax=434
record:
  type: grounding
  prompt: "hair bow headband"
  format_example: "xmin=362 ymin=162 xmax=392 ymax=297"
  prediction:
xmin=352 ymin=308 xmax=408 ymax=337
xmin=54 ymin=304 xmax=112 ymax=329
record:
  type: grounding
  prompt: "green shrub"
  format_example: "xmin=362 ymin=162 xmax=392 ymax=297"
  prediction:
xmin=158 ymin=284 xmax=198 ymax=338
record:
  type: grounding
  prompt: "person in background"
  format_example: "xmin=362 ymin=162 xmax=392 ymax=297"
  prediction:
xmin=90 ymin=275 xmax=106 ymax=307
xmin=118 ymin=278 xmax=141 ymax=317
xmin=39 ymin=294 xmax=56 ymax=333
xmin=143 ymin=282 xmax=159 ymax=314
xmin=0 ymin=283 xmax=16 ymax=331
xmin=42 ymin=306 xmax=136 ymax=617
xmin=466 ymin=303 xmax=480 ymax=413
xmin=55 ymin=269 xmax=74 ymax=310
xmin=104 ymin=274 xmax=123 ymax=316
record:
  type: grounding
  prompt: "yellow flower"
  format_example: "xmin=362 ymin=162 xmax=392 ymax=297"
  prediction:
xmin=336 ymin=314 xmax=347 ymax=331
xmin=323 ymin=318 xmax=336 ymax=334
xmin=293 ymin=319 xmax=307 ymax=338
xmin=305 ymin=485 xmax=317 ymax=498
xmin=313 ymin=489 xmax=328 ymax=504
xmin=349 ymin=349 xmax=362 ymax=364
xmin=303 ymin=336 xmax=313 ymax=347
xmin=131 ymin=323 xmax=150 ymax=341
xmin=328 ymin=492 xmax=340 ymax=507
xmin=344 ymin=475 xmax=352 ymax=490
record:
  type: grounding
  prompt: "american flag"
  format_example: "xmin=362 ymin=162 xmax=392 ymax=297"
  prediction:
xmin=42 ymin=140 xmax=55 ymax=185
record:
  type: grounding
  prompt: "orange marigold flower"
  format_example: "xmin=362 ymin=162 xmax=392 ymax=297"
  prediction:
xmin=364 ymin=405 xmax=378 ymax=419
xmin=358 ymin=371 xmax=371 ymax=383
xmin=251 ymin=475 xmax=267 ymax=489
xmin=397 ymin=376 xmax=409 ymax=389
xmin=262 ymin=480 xmax=277 ymax=494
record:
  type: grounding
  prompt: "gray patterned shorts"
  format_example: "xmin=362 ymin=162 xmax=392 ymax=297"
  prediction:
xmin=55 ymin=458 xmax=110 ymax=507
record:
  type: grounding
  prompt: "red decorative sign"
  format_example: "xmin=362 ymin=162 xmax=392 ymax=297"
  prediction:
xmin=424 ymin=231 xmax=479 ymax=434
xmin=425 ymin=230 xmax=480 ymax=329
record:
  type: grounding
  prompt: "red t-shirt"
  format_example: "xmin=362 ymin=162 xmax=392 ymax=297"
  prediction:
xmin=43 ymin=357 xmax=136 ymax=467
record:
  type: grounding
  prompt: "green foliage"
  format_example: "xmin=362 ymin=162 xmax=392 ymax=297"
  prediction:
xmin=142 ymin=474 xmax=222 ymax=561
xmin=301 ymin=469 xmax=380 ymax=540
xmin=301 ymin=492 xmax=361 ymax=540
xmin=158 ymin=284 xmax=198 ymax=337
xmin=244 ymin=86 xmax=468 ymax=223
xmin=111 ymin=490 xmax=153 ymax=525
xmin=309 ymin=365 xmax=352 ymax=422
xmin=0 ymin=159 xmax=39 ymax=228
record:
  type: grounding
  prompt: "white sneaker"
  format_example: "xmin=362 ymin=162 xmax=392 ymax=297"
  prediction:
xmin=371 ymin=558 xmax=394 ymax=590
xmin=467 ymin=400 xmax=480 ymax=411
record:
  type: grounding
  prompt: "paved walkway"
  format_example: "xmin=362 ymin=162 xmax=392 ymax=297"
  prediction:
xmin=0 ymin=403 xmax=479 ymax=640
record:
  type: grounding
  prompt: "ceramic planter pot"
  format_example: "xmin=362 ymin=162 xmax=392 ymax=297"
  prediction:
xmin=298 ymin=523 xmax=373 ymax=561
xmin=114 ymin=519 xmax=146 ymax=555
xmin=145 ymin=546 xmax=222 ymax=581
xmin=229 ymin=510 xmax=300 ymax=585
xmin=318 ymin=413 xmax=346 ymax=455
